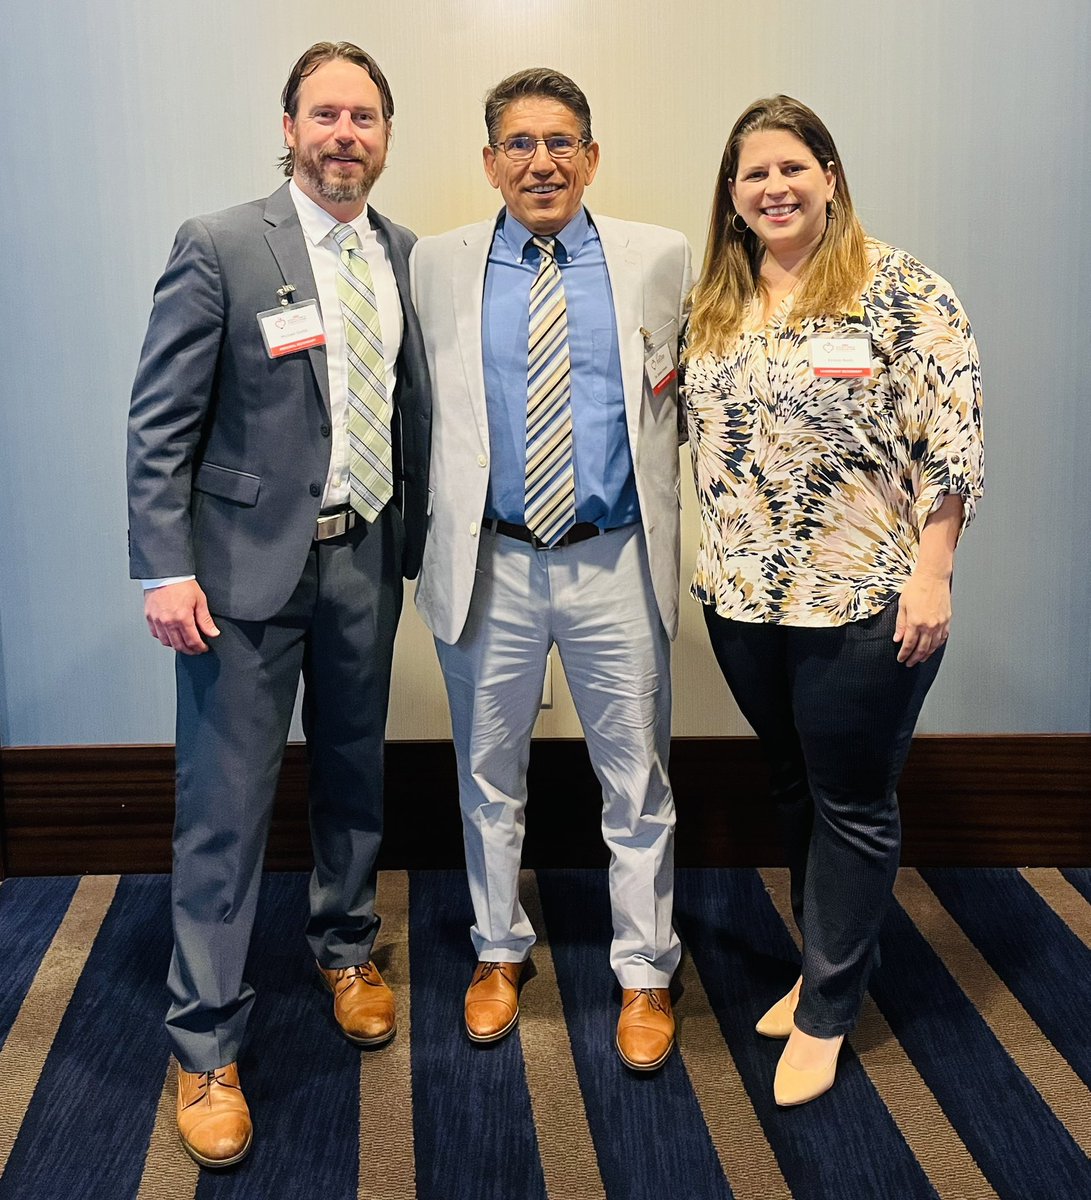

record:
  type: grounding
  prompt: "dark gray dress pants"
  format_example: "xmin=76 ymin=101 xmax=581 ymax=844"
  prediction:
xmin=166 ymin=504 xmax=404 ymax=1072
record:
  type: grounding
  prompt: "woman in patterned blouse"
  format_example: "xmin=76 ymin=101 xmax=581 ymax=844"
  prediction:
xmin=683 ymin=96 xmax=984 ymax=1107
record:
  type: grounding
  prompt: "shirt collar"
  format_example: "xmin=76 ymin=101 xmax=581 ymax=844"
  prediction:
xmin=498 ymin=206 xmax=592 ymax=264
xmin=289 ymin=179 xmax=372 ymax=247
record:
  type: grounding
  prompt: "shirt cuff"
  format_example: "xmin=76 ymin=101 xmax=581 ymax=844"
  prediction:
xmin=141 ymin=575 xmax=196 ymax=590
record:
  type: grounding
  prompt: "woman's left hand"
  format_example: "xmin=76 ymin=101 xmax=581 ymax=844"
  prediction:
xmin=894 ymin=571 xmax=952 ymax=667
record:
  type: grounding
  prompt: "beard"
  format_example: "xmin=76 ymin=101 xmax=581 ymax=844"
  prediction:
xmin=294 ymin=143 xmax=385 ymax=205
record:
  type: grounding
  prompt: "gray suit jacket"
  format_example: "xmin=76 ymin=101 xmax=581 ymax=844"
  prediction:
xmin=411 ymin=210 xmax=691 ymax=645
xmin=127 ymin=182 xmax=431 ymax=622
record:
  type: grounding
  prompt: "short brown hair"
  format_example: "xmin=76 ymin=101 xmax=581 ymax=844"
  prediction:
xmin=278 ymin=41 xmax=394 ymax=177
xmin=484 ymin=68 xmax=592 ymax=144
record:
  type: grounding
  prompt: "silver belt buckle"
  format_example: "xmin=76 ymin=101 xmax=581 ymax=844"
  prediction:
xmin=315 ymin=509 xmax=355 ymax=541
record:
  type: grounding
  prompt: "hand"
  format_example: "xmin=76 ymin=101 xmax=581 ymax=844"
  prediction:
xmin=144 ymin=580 xmax=220 ymax=655
xmin=893 ymin=572 xmax=951 ymax=667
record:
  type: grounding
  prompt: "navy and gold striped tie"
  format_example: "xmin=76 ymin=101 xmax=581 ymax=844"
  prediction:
xmin=524 ymin=236 xmax=575 ymax=546
xmin=332 ymin=222 xmax=393 ymax=523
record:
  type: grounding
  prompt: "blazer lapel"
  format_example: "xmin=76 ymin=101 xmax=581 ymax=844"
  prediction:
xmin=369 ymin=207 xmax=412 ymax=344
xmin=453 ymin=223 xmax=492 ymax=442
xmin=263 ymin=184 xmax=330 ymax=416
xmin=595 ymin=214 xmax=644 ymax=452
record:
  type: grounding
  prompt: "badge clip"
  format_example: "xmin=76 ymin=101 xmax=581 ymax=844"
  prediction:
xmin=276 ymin=284 xmax=297 ymax=308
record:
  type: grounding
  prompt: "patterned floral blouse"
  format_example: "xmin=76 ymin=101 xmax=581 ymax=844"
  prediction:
xmin=683 ymin=239 xmax=984 ymax=627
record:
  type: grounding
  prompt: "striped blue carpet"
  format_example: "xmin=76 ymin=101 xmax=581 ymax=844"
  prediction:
xmin=1 ymin=867 xmax=1090 ymax=1199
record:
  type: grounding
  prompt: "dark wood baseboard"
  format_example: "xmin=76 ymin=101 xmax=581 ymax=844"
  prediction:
xmin=0 ymin=736 xmax=1088 ymax=877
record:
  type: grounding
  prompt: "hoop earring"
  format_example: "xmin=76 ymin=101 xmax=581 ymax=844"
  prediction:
xmin=731 ymin=212 xmax=748 ymax=234
xmin=826 ymin=202 xmax=835 ymax=220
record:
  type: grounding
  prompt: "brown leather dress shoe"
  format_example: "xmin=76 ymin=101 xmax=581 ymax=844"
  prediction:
xmin=176 ymin=1061 xmax=252 ymax=1169
xmin=318 ymin=961 xmax=397 ymax=1047
xmin=464 ymin=961 xmax=525 ymax=1043
xmin=616 ymin=988 xmax=675 ymax=1071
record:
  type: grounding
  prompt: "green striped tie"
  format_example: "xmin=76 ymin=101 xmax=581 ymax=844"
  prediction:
xmin=332 ymin=223 xmax=393 ymax=523
xmin=525 ymin=236 xmax=574 ymax=546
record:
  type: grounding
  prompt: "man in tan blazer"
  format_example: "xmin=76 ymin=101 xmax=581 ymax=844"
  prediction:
xmin=411 ymin=68 xmax=691 ymax=1070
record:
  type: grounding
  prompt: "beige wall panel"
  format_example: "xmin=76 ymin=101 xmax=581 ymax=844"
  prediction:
xmin=0 ymin=1 xmax=1088 ymax=744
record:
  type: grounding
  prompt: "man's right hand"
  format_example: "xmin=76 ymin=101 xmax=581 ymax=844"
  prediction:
xmin=144 ymin=580 xmax=220 ymax=655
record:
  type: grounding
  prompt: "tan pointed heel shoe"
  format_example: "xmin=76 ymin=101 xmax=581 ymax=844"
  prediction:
xmin=773 ymin=1033 xmax=844 ymax=1107
xmin=755 ymin=976 xmax=802 ymax=1039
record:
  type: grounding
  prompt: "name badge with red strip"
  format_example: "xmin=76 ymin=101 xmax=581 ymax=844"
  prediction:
xmin=808 ymin=334 xmax=872 ymax=378
xmin=645 ymin=344 xmax=677 ymax=395
xmin=257 ymin=299 xmax=326 ymax=358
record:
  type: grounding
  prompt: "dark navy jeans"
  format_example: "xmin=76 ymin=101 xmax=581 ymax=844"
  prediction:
xmin=704 ymin=599 xmax=944 ymax=1037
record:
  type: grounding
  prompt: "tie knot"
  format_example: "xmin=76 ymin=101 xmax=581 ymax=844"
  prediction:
xmin=531 ymin=236 xmax=557 ymax=264
xmin=332 ymin=222 xmax=361 ymax=253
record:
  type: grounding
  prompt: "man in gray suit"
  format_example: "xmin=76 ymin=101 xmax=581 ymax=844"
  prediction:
xmin=412 ymin=69 xmax=690 ymax=1071
xmin=127 ymin=42 xmax=430 ymax=1168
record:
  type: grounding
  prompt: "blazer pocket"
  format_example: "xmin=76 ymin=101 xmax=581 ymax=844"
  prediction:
xmin=193 ymin=462 xmax=261 ymax=507
xmin=644 ymin=318 xmax=678 ymax=354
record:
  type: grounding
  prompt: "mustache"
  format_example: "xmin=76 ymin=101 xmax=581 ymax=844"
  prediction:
xmin=321 ymin=149 xmax=367 ymax=165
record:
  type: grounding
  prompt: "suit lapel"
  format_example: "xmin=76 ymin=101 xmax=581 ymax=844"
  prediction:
xmin=453 ymin=223 xmax=492 ymax=442
xmin=263 ymin=184 xmax=330 ymax=416
xmin=369 ymin=207 xmax=412 ymax=346
xmin=595 ymin=214 xmax=644 ymax=452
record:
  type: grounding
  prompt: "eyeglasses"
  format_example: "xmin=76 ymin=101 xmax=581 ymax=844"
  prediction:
xmin=491 ymin=136 xmax=587 ymax=162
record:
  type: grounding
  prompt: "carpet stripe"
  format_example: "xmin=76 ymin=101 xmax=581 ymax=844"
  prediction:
xmin=409 ymin=870 xmax=547 ymax=1200
xmin=895 ymin=869 xmax=1091 ymax=1154
xmin=538 ymin=868 xmax=735 ymax=1200
xmin=0 ymin=874 xmax=118 ymax=1180
xmin=134 ymin=1059 xmax=198 ymax=1200
xmin=874 ymin=884 xmax=1091 ymax=1197
xmin=1060 ymin=868 xmax=1091 ymax=907
xmin=880 ymin=871 xmax=1091 ymax=1197
xmin=921 ymin=868 xmax=1091 ymax=1087
xmin=678 ymin=868 xmax=938 ymax=1200
xmin=0 ymin=877 xmax=80 ymax=1055
xmin=673 ymin=946 xmax=791 ymax=1200
xmin=4 ymin=867 xmax=1091 ymax=1198
xmin=518 ymin=870 xmax=606 ymax=1200
xmin=1022 ymin=868 xmax=1091 ymax=952
xmin=759 ymin=868 xmax=997 ymax=1200
xmin=364 ymin=870 xmax=415 ymax=1200
xmin=0 ymin=876 xmax=174 ymax=1200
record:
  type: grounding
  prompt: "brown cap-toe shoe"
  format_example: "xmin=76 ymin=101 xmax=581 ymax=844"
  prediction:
xmin=177 ymin=1062 xmax=252 ymax=1169
xmin=318 ymin=961 xmax=397 ymax=1047
xmin=616 ymin=987 xmax=675 ymax=1071
xmin=464 ymin=961 xmax=525 ymax=1043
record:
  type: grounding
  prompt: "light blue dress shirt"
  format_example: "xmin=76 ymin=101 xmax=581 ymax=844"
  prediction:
xmin=481 ymin=208 xmax=639 ymax=528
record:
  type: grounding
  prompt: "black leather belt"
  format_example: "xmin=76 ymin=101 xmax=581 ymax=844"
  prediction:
xmin=482 ymin=518 xmax=613 ymax=550
xmin=314 ymin=508 xmax=357 ymax=541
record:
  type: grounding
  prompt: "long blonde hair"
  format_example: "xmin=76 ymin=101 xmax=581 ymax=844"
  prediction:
xmin=686 ymin=95 xmax=869 ymax=358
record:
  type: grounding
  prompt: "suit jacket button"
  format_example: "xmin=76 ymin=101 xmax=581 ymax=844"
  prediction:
xmin=320 ymin=423 xmax=331 ymax=437
xmin=309 ymin=483 xmax=321 ymax=497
